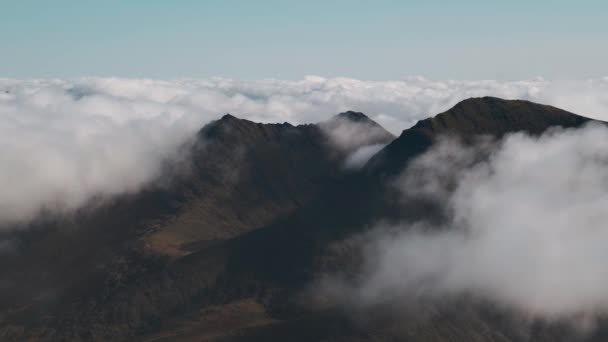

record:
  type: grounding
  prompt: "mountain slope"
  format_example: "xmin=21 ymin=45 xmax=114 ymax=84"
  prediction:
xmin=144 ymin=114 xmax=344 ymax=257
xmin=0 ymin=98 xmax=605 ymax=341
xmin=0 ymin=111 xmax=394 ymax=341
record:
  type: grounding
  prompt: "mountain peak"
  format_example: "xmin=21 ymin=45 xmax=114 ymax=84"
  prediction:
xmin=216 ymin=113 xmax=254 ymax=127
xmin=220 ymin=113 xmax=239 ymax=121
xmin=366 ymin=97 xmax=596 ymax=177
xmin=198 ymin=113 xmax=258 ymax=139
xmin=321 ymin=111 xmax=395 ymax=151
xmin=411 ymin=96 xmax=590 ymax=136
xmin=328 ymin=110 xmax=392 ymax=136
xmin=334 ymin=111 xmax=371 ymax=122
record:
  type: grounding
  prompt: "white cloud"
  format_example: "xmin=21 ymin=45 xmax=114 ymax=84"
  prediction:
xmin=344 ymin=144 xmax=387 ymax=169
xmin=348 ymin=124 xmax=608 ymax=320
xmin=1 ymin=76 xmax=608 ymax=225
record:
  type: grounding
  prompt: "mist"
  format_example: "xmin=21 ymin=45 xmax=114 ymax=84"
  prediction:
xmin=2 ymin=77 xmax=608 ymax=225
xmin=335 ymin=123 xmax=608 ymax=320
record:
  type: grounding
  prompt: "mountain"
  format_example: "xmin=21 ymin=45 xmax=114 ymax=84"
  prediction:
xmin=366 ymin=96 xmax=591 ymax=177
xmin=0 ymin=99 xmax=604 ymax=341
xmin=0 ymin=111 xmax=392 ymax=341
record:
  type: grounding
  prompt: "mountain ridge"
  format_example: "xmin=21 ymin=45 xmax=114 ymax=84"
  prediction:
xmin=0 ymin=97 xmax=605 ymax=341
xmin=365 ymin=96 xmax=597 ymax=176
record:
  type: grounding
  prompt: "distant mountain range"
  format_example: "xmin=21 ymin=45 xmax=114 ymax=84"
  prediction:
xmin=0 ymin=97 xmax=603 ymax=341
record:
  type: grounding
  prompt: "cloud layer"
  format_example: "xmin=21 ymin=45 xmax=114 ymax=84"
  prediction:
xmin=2 ymin=76 xmax=608 ymax=225
xmin=351 ymin=124 xmax=608 ymax=319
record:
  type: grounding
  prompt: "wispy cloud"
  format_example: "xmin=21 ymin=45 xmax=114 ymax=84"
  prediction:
xmin=327 ymin=123 xmax=608 ymax=321
xmin=1 ymin=77 xmax=608 ymax=225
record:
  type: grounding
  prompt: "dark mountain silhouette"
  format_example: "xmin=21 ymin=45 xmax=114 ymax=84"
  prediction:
xmin=366 ymin=96 xmax=591 ymax=177
xmin=0 ymin=98 xmax=605 ymax=341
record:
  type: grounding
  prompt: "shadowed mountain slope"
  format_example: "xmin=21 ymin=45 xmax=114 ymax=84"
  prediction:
xmin=0 ymin=98 xmax=606 ymax=341
xmin=143 ymin=114 xmax=343 ymax=256
xmin=0 ymin=111 xmax=393 ymax=341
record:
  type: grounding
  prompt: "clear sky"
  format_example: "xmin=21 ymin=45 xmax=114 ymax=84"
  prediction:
xmin=1 ymin=0 xmax=606 ymax=80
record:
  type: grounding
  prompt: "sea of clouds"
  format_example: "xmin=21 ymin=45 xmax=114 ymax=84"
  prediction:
xmin=1 ymin=76 xmax=608 ymax=224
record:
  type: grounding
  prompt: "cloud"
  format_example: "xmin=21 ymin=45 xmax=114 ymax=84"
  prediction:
xmin=318 ymin=112 xmax=394 ymax=169
xmin=320 ymin=114 xmax=393 ymax=150
xmin=344 ymin=144 xmax=387 ymax=169
xmin=1 ymin=76 xmax=608 ymax=225
xmin=338 ymin=123 xmax=608 ymax=320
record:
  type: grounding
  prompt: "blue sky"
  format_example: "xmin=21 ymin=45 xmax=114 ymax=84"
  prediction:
xmin=1 ymin=0 xmax=606 ymax=79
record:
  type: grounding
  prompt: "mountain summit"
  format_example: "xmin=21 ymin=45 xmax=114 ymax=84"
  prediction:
xmin=366 ymin=96 xmax=594 ymax=176
xmin=334 ymin=110 xmax=373 ymax=122
xmin=321 ymin=110 xmax=395 ymax=151
xmin=412 ymin=96 xmax=589 ymax=136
